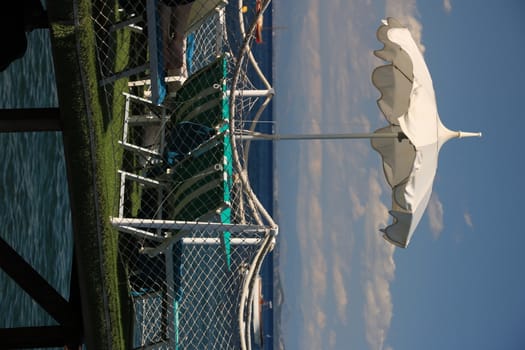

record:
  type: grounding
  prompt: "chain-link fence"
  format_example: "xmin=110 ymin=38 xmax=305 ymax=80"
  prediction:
xmin=89 ymin=0 xmax=275 ymax=348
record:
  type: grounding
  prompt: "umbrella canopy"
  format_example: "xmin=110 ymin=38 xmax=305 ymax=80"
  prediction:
xmin=371 ymin=17 xmax=481 ymax=248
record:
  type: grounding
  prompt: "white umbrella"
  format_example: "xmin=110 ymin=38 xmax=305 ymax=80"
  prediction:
xmin=237 ymin=17 xmax=481 ymax=248
xmin=371 ymin=17 xmax=481 ymax=247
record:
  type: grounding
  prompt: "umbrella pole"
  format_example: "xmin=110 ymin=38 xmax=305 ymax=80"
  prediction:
xmin=236 ymin=131 xmax=407 ymax=141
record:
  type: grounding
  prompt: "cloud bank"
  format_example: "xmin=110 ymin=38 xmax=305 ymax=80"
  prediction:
xmin=277 ymin=1 xmax=352 ymax=348
xmin=363 ymin=171 xmax=396 ymax=350
xmin=276 ymin=0 xmax=426 ymax=349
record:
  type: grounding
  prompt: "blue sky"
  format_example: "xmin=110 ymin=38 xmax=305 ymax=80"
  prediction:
xmin=273 ymin=1 xmax=525 ymax=349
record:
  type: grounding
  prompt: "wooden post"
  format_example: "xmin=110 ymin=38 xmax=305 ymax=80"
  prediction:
xmin=0 ymin=108 xmax=61 ymax=132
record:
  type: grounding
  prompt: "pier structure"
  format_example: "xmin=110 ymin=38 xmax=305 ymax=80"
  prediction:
xmin=0 ymin=107 xmax=83 ymax=349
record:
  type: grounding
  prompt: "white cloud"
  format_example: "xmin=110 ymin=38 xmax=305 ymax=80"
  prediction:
xmin=332 ymin=254 xmax=349 ymax=324
xmin=427 ymin=193 xmax=444 ymax=238
xmin=443 ymin=0 xmax=452 ymax=13
xmin=350 ymin=189 xmax=366 ymax=219
xmin=464 ymin=212 xmax=473 ymax=228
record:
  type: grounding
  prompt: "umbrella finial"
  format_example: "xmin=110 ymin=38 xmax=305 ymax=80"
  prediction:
xmin=438 ymin=123 xmax=482 ymax=147
xmin=458 ymin=131 xmax=482 ymax=139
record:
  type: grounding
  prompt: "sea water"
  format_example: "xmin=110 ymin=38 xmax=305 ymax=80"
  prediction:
xmin=0 ymin=27 xmax=73 ymax=349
